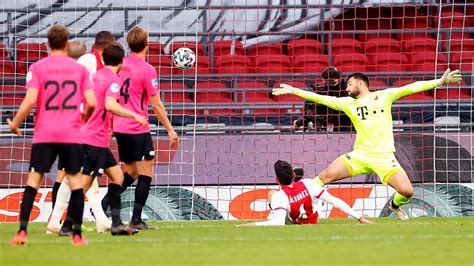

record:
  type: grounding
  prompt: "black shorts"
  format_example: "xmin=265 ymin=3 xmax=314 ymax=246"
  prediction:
xmin=82 ymin=144 xmax=118 ymax=177
xmin=114 ymin=132 xmax=155 ymax=163
xmin=30 ymin=143 xmax=83 ymax=174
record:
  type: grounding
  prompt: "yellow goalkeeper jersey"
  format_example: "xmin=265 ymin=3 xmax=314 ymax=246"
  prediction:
xmin=293 ymin=80 xmax=440 ymax=153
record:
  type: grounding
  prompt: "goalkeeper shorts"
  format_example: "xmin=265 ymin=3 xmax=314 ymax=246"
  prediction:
xmin=339 ymin=150 xmax=404 ymax=185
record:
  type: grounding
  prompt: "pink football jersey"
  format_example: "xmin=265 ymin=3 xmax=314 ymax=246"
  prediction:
xmin=113 ymin=54 xmax=158 ymax=134
xmin=82 ymin=67 xmax=121 ymax=148
xmin=25 ymin=55 xmax=93 ymax=144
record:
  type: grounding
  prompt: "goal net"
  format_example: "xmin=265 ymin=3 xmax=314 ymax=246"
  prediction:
xmin=0 ymin=1 xmax=472 ymax=223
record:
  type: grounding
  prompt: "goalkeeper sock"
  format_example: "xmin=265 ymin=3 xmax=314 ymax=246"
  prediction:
xmin=85 ymin=180 xmax=109 ymax=224
xmin=131 ymin=175 xmax=152 ymax=224
xmin=52 ymin=181 xmax=61 ymax=209
xmin=315 ymin=176 xmax=325 ymax=186
xmin=49 ymin=180 xmax=71 ymax=227
xmin=392 ymin=192 xmax=411 ymax=208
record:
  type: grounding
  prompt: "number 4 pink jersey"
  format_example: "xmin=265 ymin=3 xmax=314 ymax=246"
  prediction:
xmin=113 ymin=54 xmax=158 ymax=134
xmin=81 ymin=68 xmax=121 ymax=148
xmin=25 ymin=55 xmax=93 ymax=144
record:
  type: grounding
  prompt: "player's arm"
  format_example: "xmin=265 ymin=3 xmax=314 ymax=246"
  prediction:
xmin=81 ymin=89 xmax=96 ymax=123
xmin=239 ymin=208 xmax=287 ymax=227
xmin=386 ymin=68 xmax=462 ymax=101
xmin=318 ymin=190 xmax=374 ymax=224
xmin=273 ymin=83 xmax=347 ymax=111
xmin=150 ymin=94 xmax=179 ymax=149
xmin=7 ymin=88 xmax=38 ymax=136
xmin=105 ymin=96 xmax=148 ymax=127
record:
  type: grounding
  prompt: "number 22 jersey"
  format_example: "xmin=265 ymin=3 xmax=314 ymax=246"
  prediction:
xmin=25 ymin=55 xmax=93 ymax=144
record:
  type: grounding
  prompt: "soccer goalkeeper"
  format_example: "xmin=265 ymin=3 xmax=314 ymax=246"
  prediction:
xmin=272 ymin=69 xmax=462 ymax=220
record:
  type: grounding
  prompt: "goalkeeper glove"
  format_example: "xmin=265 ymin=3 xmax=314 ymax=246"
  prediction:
xmin=438 ymin=68 xmax=463 ymax=86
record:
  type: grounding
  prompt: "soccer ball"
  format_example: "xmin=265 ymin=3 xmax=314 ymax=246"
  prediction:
xmin=172 ymin=47 xmax=196 ymax=70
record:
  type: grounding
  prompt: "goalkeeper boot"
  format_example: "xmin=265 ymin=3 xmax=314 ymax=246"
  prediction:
xmin=9 ymin=230 xmax=27 ymax=246
xmin=96 ymin=219 xmax=112 ymax=233
xmin=111 ymin=224 xmax=139 ymax=236
xmin=388 ymin=201 xmax=409 ymax=220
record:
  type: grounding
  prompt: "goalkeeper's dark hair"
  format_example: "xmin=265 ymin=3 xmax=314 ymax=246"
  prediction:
xmin=103 ymin=42 xmax=124 ymax=66
xmin=347 ymin=72 xmax=369 ymax=88
xmin=274 ymin=160 xmax=294 ymax=186
xmin=293 ymin=167 xmax=304 ymax=182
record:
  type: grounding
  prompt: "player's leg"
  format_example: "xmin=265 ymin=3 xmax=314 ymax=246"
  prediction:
xmin=59 ymin=144 xmax=87 ymax=245
xmin=129 ymin=159 xmax=154 ymax=229
xmin=386 ymin=169 xmax=413 ymax=220
xmin=105 ymin=162 xmax=138 ymax=235
xmin=317 ymin=158 xmax=352 ymax=185
xmin=52 ymin=168 xmax=66 ymax=209
xmin=47 ymin=178 xmax=70 ymax=234
xmin=11 ymin=144 xmax=56 ymax=246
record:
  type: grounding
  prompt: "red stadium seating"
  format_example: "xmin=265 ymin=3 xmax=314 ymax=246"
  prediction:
xmin=16 ymin=43 xmax=48 ymax=74
xmin=0 ymin=59 xmax=15 ymax=76
xmin=411 ymin=52 xmax=448 ymax=72
xmin=237 ymin=82 xmax=278 ymax=114
xmin=247 ymin=43 xmax=283 ymax=57
xmin=169 ymin=42 xmax=205 ymax=56
xmin=371 ymin=53 xmax=410 ymax=72
xmin=287 ymin=39 xmax=323 ymax=57
xmin=214 ymin=55 xmax=250 ymax=74
xmin=394 ymin=12 xmax=432 ymax=41
xmin=356 ymin=18 xmax=393 ymax=41
xmin=365 ymin=38 xmax=401 ymax=54
xmin=450 ymin=52 xmax=474 ymax=72
xmin=402 ymin=38 xmax=438 ymax=53
xmin=159 ymin=82 xmax=191 ymax=102
xmin=173 ymin=55 xmax=210 ymax=75
xmin=253 ymin=55 xmax=291 ymax=74
xmin=369 ymin=80 xmax=387 ymax=90
xmin=333 ymin=54 xmax=368 ymax=72
xmin=292 ymin=55 xmax=329 ymax=73
xmin=443 ymin=38 xmax=474 ymax=52
xmin=330 ymin=38 xmax=363 ymax=55
xmin=195 ymin=92 xmax=240 ymax=115
xmin=272 ymin=81 xmax=306 ymax=103
xmin=392 ymin=80 xmax=433 ymax=101
xmin=330 ymin=11 xmax=357 ymax=39
xmin=148 ymin=55 xmax=174 ymax=75
xmin=435 ymin=11 xmax=469 ymax=40
xmin=435 ymin=88 xmax=471 ymax=100
xmin=212 ymin=40 xmax=245 ymax=57
xmin=0 ymin=43 xmax=9 ymax=58
xmin=148 ymin=42 xmax=165 ymax=56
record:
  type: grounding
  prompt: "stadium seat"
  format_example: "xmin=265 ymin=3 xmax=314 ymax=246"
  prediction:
xmin=394 ymin=13 xmax=432 ymax=41
xmin=450 ymin=52 xmax=473 ymax=72
xmin=247 ymin=43 xmax=284 ymax=61
xmin=392 ymin=80 xmax=433 ymax=101
xmin=253 ymin=55 xmax=291 ymax=74
xmin=0 ymin=43 xmax=9 ymax=58
xmin=356 ymin=17 xmax=393 ymax=42
xmin=443 ymin=38 xmax=474 ymax=52
xmin=333 ymin=54 xmax=368 ymax=72
xmin=173 ymin=55 xmax=210 ymax=75
xmin=212 ymin=40 xmax=245 ymax=57
xmin=411 ymin=52 xmax=448 ymax=72
xmin=330 ymin=38 xmax=363 ymax=55
xmin=237 ymin=82 xmax=279 ymax=114
xmin=0 ymin=59 xmax=15 ymax=76
xmin=292 ymin=54 xmax=329 ymax=73
xmin=402 ymin=38 xmax=438 ymax=53
xmin=148 ymin=42 xmax=165 ymax=56
xmin=1 ymin=94 xmax=24 ymax=106
xmin=195 ymin=92 xmax=240 ymax=115
xmin=369 ymin=80 xmax=387 ymax=91
xmin=329 ymin=11 xmax=357 ymax=39
xmin=214 ymin=55 xmax=250 ymax=74
xmin=169 ymin=42 xmax=205 ymax=56
xmin=435 ymin=11 xmax=466 ymax=29
xmin=371 ymin=53 xmax=410 ymax=72
xmin=365 ymin=38 xmax=401 ymax=63
xmin=159 ymin=82 xmax=190 ymax=101
xmin=286 ymin=39 xmax=323 ymax=57
xmin=434 ymin=88 xmax=471 ymax=100
xmin=16 ymin=43 xmax=48 ymax=74
xmin=148 ymin=55 xmax=174 ymax=75
xmin=196 ymin=81 xmax=228 ymax=94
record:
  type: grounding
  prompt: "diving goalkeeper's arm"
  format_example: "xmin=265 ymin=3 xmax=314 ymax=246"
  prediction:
xmin=386 ymin=68 xmax=463 ymax=101
xmin=273 ymin=84 xmax=349 ymax=111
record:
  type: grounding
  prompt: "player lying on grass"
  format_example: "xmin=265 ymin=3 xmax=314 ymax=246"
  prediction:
xmin=47 ymin=42 xmax=146 ymax=237
xmin=51 ymin=31 xmax=117 ymax=234
xmin=8 ymin=25 xmax=96 ymax=246
xmin=240 ymin=160 xmax=373 ymax=226
xmin=273 ymin=69 xmax=462 ymax=220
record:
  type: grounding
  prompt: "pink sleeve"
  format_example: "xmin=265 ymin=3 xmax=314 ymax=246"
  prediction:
xmin=25 ymin=64 xmax=39 ymax=89
xmin=106 ymin=81 xmax=122 ymax=100
xmin=142 ymin=67 xmax=159 ymax=97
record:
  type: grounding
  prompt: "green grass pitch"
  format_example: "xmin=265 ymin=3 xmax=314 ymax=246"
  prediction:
xmin=1 ymin=217 xmax=473 ymax=265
